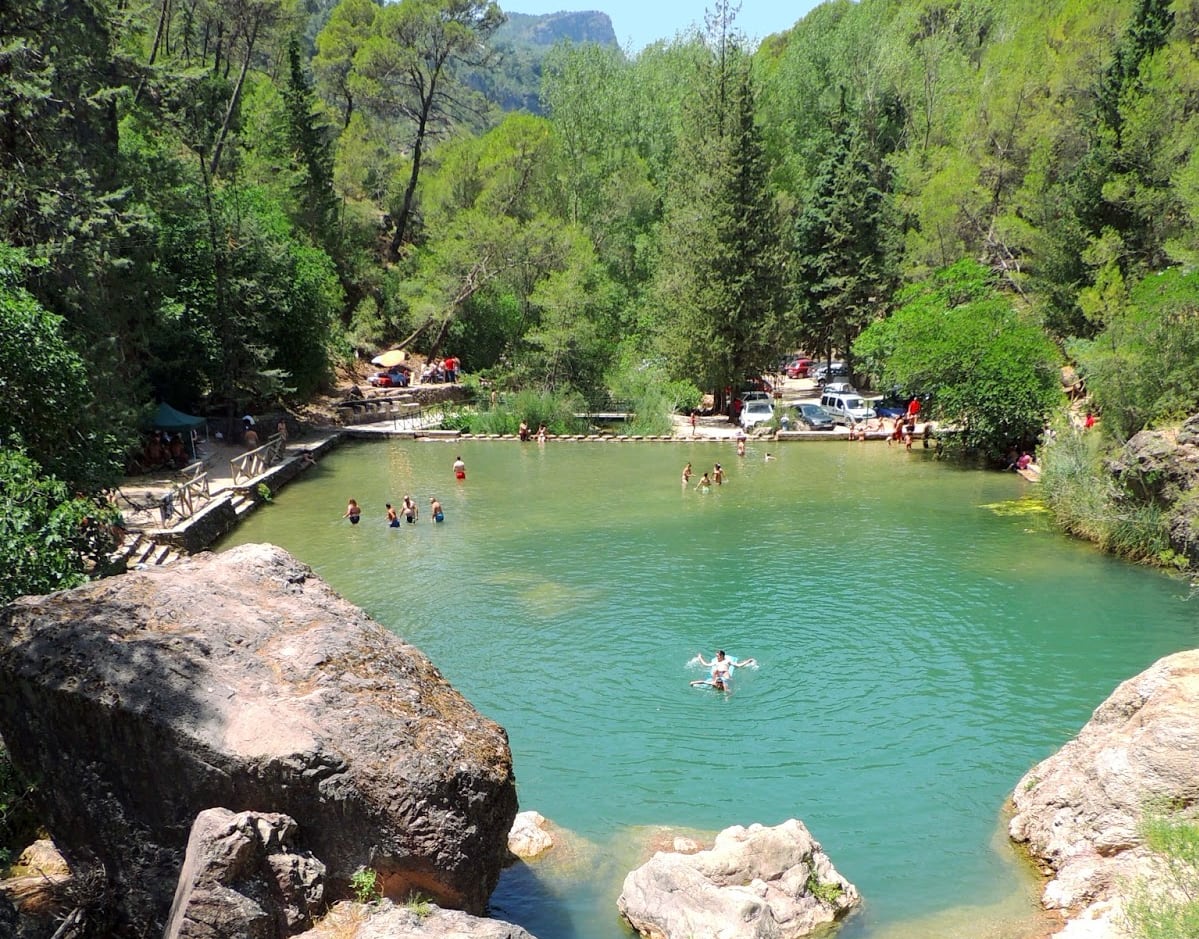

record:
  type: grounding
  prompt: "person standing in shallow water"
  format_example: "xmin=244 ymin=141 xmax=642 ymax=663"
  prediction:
xmin=430 ymin=497 xmax=444 ymax=523
xmin=453 ymin=456 xmax=466 ymax=480
xmin=343 ymin=499 xmax=361 ymax=524
xmin=386 ymin=503 xmax=399 ymax=527
xmin=682 ymin=462 xmax=693 ymax=486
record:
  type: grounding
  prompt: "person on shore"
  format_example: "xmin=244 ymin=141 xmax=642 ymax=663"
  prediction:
xmin=519 ymin=421 xmax=531 ymax=442
xmin=402 ymin=495 xmax=418 ymax=523
xmin=682 ymin=462 xmax=693 ymax=485
xmin=690 ymin=410 xmax=698 ymax=436
xmin=698 ymin=650 xmax=756 ymax=683
xmin=386 ymin=503 xmax=400 ymax=527
xmin=537 ymin=423 xmax=547 ymax=443
xmin=244 ymin=425 xmax=260 ymax=449
xmin=696 ymin=472 xmax=712 ymax=492
xmin=713 ymin=463 xmax=724 ymax=485
xmin=430 ymin=497 xmax=444 ymax=523
xmin=343 ymin=498 xmax=361 ymax=524
xmin=453 ymin=456 xmax=466 ymax=479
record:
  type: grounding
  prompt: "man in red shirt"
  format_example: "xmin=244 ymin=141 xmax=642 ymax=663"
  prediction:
xmin=906 ymin=397 xmax=921 ymax=421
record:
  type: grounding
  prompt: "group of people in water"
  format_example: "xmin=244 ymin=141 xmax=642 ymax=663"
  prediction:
xmin=342 ymin=456 xmax=464 ymax=526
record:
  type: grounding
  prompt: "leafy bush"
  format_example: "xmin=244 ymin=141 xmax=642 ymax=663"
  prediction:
xmin=441 ymin=388 xmax=588 ymax=435
xmin=349 ymin=867 xmax=381 ymax=903
xmin=854 ymin=260 xmax=1063 ymax=461
xmin=1124 ymin=812 xmax=1199 ymax=939
xmin=1039 ymin=424 xmax=1172 ymax=564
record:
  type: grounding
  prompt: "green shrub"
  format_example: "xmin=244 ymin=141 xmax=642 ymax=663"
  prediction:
xmin=349 ymin=867 xmax=381 ymax=903
xmin=1124 ymin=812 xmax=1199 ymax=939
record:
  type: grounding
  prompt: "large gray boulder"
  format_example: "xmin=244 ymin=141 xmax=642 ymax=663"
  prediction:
xmin=1009 ymin=649 xmax=1199 ymax=936
xmin=163 ymin=808 xmax=325 ymax=939
xmin=0 ymin=544 xmax=517 ymax=934
xmin=617 ymin=819 xmax=860 ymax=939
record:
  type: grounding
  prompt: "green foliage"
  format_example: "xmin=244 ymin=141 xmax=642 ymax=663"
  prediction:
xmin=1070 ymin=268 xmax=1199 ymax=441
xmin=443 ymin=388 xmax=587 ymax=435
xmin=402 ymin=891 xmax=433 ymax=917
xmin=349 ymin=867 xmax=381 ymax=903
xmin=1124 ymin=811 xmax=1199 ymax=939
xmin=1038 ymin=423 xmax=1172 ymax=564
xmin=607 ymin=353 xmax=701 ymax=436
xmin=0 ymin=247 xmax=121 ymax=491
xmin=0 ymin=449 xmax=119 ymax=605
xmin=805 ymin=872 xmax=843 ymax=905
xmin=854 ymin=260 xmax=1062 ymax=460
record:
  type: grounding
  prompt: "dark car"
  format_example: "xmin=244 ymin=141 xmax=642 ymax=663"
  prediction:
xmin=871 ymin=392 xmax=907 ymax=419
xmin=367 ymin=366 xmax=411 ymax=388
xmin=812 ymin=361 xmax=849 ymax=383
xmin=792 ymin=402 xmax=837 ymax=431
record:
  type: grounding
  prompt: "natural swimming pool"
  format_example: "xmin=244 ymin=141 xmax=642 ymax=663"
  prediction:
xmin=221 ymin=437 xmax=1198 ymax=938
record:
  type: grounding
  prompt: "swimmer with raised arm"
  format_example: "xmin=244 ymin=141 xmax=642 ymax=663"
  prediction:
xmin=697 ymin=649 xmax=757 ymax=683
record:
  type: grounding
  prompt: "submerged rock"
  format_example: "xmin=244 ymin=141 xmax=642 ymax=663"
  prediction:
xmin=617 ymin=819 xmax=860 ymax=939
xmin=0 ymin=544 xmax=517 ymax=934
xmin=1009 ymin=649 xmax=1199 ymax=935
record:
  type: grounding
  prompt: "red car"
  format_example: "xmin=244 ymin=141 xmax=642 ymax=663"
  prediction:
xmin=785 ymin=357 xmax=812 ymax=378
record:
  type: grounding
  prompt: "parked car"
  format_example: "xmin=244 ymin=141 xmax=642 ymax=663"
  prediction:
xmin=367 ymin=366 xmax=411 ymax=388
xmin=812 ymin=361 xmax=849 ymax=383
xmin=822 ymin=380 xmax=857 ymax=395
xmin=792 ymin=403 xmax=837 ymax=431
xmin=871 ymin=392 xmax=908 ymax=419
xmin=785 ymin=357 xmax=813 ymax=378
xmin=820 ymin=390 xmax=874 ymax=425
xmin=739 ymin=399 xmax=774 ymax=431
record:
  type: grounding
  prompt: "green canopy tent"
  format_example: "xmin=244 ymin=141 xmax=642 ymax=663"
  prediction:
xmin=149 ymin=402 xmax=206 ymax=461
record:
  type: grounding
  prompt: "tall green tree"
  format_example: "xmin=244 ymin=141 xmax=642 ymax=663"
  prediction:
xmin=346 ymin=0 xmax=504 ymax=259
xmin=854 ymin=259 xmax=1062 ymax=459
xmin=789 ymin=105 xmax=901 ymax=376
xmin=652 ymin=6 xmax=787 ymax=409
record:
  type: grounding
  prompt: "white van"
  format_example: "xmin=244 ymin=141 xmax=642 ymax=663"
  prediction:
xmin=819 ymin=391 xmax=874 ymax=425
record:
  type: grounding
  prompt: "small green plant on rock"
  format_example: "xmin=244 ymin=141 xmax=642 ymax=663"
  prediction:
xmin=403 ymin=892 xmax=433 ymax=918
xmin=256 ymin=483 xmax=273 ymax=503
xmin=805 ymin=872 xmax=843 ymax=905
xmin=350 ymin=867 xmax=381 ymax=904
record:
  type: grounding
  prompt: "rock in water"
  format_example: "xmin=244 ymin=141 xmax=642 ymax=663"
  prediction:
xmin=1010 ymin=649 xmax=1199 ymax=933
xmin=0 ymin=544 xmax=517 ymax=934
xmin=617 ymin=819 xmax=860 ymax=939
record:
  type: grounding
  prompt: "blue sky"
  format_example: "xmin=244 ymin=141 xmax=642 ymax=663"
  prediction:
xmin=508 ymin=1 xmax=826 ymax=52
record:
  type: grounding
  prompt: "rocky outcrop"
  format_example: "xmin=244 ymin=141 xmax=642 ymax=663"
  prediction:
xmin=617 ymin=819 xmax=860 ymax=939
xmin=1009 ymin=649 xmax=1199 ymax=935
xmin=1105 ymin=415 xmax=1199 ymax=564
xmin=507 ymin=811 xmax=555 ymax=861
xmin=164 ymin=809 xmax=325 ymax=939
xmin=0 ymin=544 xmax=517 ymax=935
xmin=299 ymin=900 xmax=539 ymax=938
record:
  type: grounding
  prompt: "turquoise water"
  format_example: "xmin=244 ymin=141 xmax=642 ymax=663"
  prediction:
xmin=221 ymin=438 xmax=1198 ymax=938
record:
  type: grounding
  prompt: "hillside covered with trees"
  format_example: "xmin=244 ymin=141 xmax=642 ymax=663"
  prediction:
xmin=4 ymin=0 xmax=1199 ymax=597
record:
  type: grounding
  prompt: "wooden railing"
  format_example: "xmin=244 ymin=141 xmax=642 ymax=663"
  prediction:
xmin=166 ymin=471 xmax=211 ymax=522
xmin=230 ymin=432 xmax=285 ymax=485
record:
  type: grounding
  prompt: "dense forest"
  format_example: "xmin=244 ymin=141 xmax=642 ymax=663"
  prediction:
xmin=4 ymin=0 xmax=1199 ymax=598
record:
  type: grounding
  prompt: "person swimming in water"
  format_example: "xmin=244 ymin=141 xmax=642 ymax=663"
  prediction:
xmin=698 ymin=650 xmax=757 ymax=683
xmin=690 ymin=676 xmax=728 ymax=692
xmin=695 ymin=472 xmax=712 ymax=492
